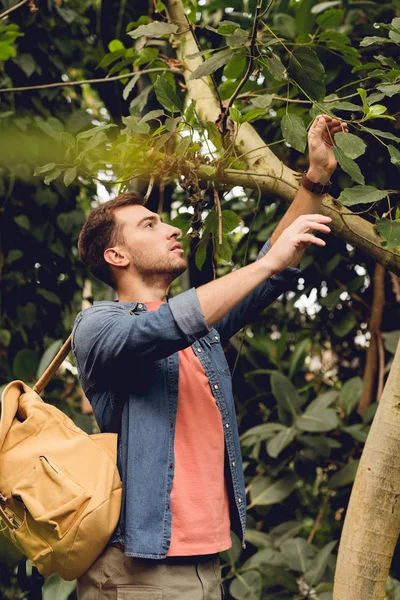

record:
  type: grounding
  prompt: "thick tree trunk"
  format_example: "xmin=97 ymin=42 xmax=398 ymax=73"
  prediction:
xmin=165 ymin=0 xmax=400 ymax=277
xmin=333 ymin=338 xmax=400 ymax=600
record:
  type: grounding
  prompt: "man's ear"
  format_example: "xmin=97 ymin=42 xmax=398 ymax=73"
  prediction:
xmin=104 ymin=246 xmax=130 ymax=268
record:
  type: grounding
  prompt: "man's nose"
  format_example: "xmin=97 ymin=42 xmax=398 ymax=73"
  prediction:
xmin=167 ymin=225 xmax=182 ymax=239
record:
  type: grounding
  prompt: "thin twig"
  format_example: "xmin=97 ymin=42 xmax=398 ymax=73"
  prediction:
xmin=213 ymin=185 xmax=223 ymax=245
xmin=222 ymin=0 xmax=263 ymax=128
xmin=307 ymin=490 xmax=334 ymax=544
xmin=144 ymin=175 xmax=155 ymax=203
xmin=0 ymin=66 xmax=180 ymax=94
xmin=0 ymin=0 xmax=29 ymax=20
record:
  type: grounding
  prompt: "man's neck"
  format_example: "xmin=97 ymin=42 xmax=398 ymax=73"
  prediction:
xmin=116 ymin=280 xmax=169 ymax=304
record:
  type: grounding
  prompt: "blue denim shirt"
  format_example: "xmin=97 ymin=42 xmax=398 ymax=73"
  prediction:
xmin=71 ymin=239 xmax=301 ymax=558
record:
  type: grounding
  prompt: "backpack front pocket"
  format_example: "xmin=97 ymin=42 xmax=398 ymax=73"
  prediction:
xmin=12 ymin=455 xmax=91 ymax=539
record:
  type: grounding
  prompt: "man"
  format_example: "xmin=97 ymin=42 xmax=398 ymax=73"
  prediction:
xmin=72 ymin=114 xmax=346 ymax=599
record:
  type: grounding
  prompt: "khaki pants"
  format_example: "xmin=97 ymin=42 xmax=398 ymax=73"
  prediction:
xmin=77 ymin=544 xmax=224 ymax=599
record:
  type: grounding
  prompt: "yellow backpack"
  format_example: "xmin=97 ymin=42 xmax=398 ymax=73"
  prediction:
xmin=0 ymin=336 xmax=123 ymax=581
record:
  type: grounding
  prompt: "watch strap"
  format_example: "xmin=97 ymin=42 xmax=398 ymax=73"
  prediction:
xmin=301 ymin=171 xmax=332 ymax=195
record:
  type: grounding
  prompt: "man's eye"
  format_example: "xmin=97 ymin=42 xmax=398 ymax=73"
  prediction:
xmin=145 ymin=222 xmax=154 ymax=228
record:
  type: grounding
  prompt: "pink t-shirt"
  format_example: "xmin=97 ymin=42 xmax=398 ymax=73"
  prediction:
xmin=145 ymin=301 xmax=231 ymax=555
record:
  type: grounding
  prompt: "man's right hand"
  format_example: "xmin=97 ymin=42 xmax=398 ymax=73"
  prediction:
xmin=264 ymin=214 xmax=332 ymax=275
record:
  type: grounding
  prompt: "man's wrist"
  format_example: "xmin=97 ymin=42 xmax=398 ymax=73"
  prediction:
xmin=306 ymin=167 xmax=333 ymax=185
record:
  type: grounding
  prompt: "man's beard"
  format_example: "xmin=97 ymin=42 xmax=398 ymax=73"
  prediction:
xmin=129 ymin=248 xmax=187 ymax=281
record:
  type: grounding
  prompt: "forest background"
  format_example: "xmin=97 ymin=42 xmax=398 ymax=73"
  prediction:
xmin=0 ymin=0 xmax=400 ymax=598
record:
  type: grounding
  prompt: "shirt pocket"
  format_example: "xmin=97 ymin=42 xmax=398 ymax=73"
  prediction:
xmin=204 ymin=330 xmax=231 ymax=376
xmin=117 ymin=586 xmax=162 ymax=599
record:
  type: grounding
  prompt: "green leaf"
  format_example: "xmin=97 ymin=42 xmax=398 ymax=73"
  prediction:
xmin=204 ymin=210 xmax=241 ymax=234
xmin=154 ymin=76 xmax=182 ymax=113
xmin=0 ymin=329 xmax=11 ymax=348
xmin=249 ymin=474 xmax=296 ymax=507
xmin=288 ymin=47 xmax=325 ymax=101
xmin=224 ymin=52 xmax=246 ymax=79
xmin=122 ymin=73 xmax=140 ymax=101
xmin=375 ymin=218 xmax=400 ymax=248
xmin=362 ymin=127 xmax=400 ymax=144
xmin=332 ymin=311 xmax=358 ymax=337
xmin=108 ymin=39 xmax=124 ymax=52
xmin=281 ymin=113 xmax=307 ymax=153
xmin=244 ymin=530 xmax=273 ymax=549
xmin=334 ymin=132 xmax=366 ymax=159
xmin=280 ymin=537 xmax=315 ymax=572
xmin=189 ymin=48 xmax=232 ymax=80
xmin=288 ymin=338 xmax=311 ymax=379
xmin=296 ymin=406 xmax=339 ymax=433
xmin=271 ymin=372 xmax=302 ymax=419
xmin=76 ymin=124 xmax=116 ymax=140
xmin=6 ymin=249 xmax=23 ymax=263
xmin=85 ymin=131 xmax=107 ymax=151
xmin=250 ymin=94 xmax=274 ymax=109
xmin=311 ymin=1 xmax=340 ymax=15
xmin=328 ymin=460 xmax=359 ymax=488
xmin=241 ymin=422 xmax=286 ymax=446
xmin=13 ymin=349 xmax=39 ymax=381
xmin=333 ymin=147 xmax=364 ymax=184
xmin=316 ymin=9 xmax=344 ymax=28
xmin=382 ymin=331 xmax=400 ymax=355
xmin=273 ymin=13 xmax=296 ymax=40
xmin=205 ymin=121 xmax=222 ymax=150
xmin=63 ymin=167 xmax=77 ymax=187
xmin=37 ymin=339 xmax=63 ymax=378
xmin=337 ymin=185 xmax=388 ymax=206
xmin=304 ymin=541 xmax=337 ymax=586
xmin=230 ymin=571 xmax=262 ymax=600
xmin=128 ymin=22 xmax=178 ymax=39
xmin=134 ymin=47 xmax=159 ymax=66
xmin=37 ymin=289 xmax=62 ymax=306
xmin=217 ymin=21 xmax=242 ymax=35
xmin=377 ymin=84 xmax=400 ymax=98
xmin=229 ymin=106 xmax=242 ymax=124
xmin=360 ymin=36 xmax=388 ymax=47
xmin=267 ymin=427 xmax=298 ymax=458
xmin=195 ymin=238 xmax=209 ymax=270
xmin=338 ymin=376 xmax=363 ymax=416
xmin=265 ymin=55 xmax=287 ymax=81
xmin=14 ymin=215 xmax=30 ymax=230
xmin=388 ymin=145 xmax=400 ymax=165
xmin=342 ymin=424 xmax=369 ymax=443
xmin=34 ymin=162 xmax=56 ymax=176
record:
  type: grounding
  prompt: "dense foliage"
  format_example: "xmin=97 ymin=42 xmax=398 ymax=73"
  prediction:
xmin=0 ymin=0 xmax=400 ymax=598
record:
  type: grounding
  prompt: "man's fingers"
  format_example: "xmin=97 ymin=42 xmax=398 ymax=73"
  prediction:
xmin=299 ymin=233 xmax=327 ymax=246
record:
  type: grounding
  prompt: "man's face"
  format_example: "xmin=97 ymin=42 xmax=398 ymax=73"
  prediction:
xmin=113 ymin=204 xmax=187 ymax=280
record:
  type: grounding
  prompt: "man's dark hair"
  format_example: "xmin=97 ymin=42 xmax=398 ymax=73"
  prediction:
xmin=78 ymin=191 xmax=144 ymax=289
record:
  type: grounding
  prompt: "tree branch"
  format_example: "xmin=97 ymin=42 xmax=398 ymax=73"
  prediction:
xmin=197 ymin=167 xmax=400 ymax=277
xmin=0 ymin=67 xmax=180 ymax=94
xmin=0 ymin=0 xmax=30 ymax=20
xmin=166 ymin=0 xmax=400 ymax=275
xmin=221 ymin=0 xmax=263 ymax=130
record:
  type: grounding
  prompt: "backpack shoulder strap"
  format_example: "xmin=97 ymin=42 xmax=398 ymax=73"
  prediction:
xmin=33 ymin=336 xmax=72 ymax=395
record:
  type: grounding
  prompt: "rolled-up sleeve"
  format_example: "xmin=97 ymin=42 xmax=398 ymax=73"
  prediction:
xmin=72 ymin=288 xmax=210 ymax=386
xmin=214 ymin=238 xmax=301 ymax=344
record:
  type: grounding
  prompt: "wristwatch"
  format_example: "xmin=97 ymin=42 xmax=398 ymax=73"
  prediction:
xmin=300 ymin=171 xmax=332 ymax=195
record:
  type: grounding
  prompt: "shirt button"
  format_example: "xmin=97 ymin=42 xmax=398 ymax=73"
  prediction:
xmin=225 ymin=423 xmax=229 ymax=428
xmin=197 ymin=348 xmax=202 ymax=353
xmin=232 ymin=461 xmax=236 ymax=467
xmin=238 ymin=497 xmax=242 ymax=503
xmin=167 ymin=504 xmax=171 ymax=509
xmin=214 ymin=336 xmax=219 ymax=341
xmin=138 ymin=304 xmax=143 ymax=309
xmin=169 ymin=463 xmax=173 ymax=469
xmin=170 ymin=422 xmax=174 ymax=428
xmin=214 ymin=384 xmax=219 ymax=390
